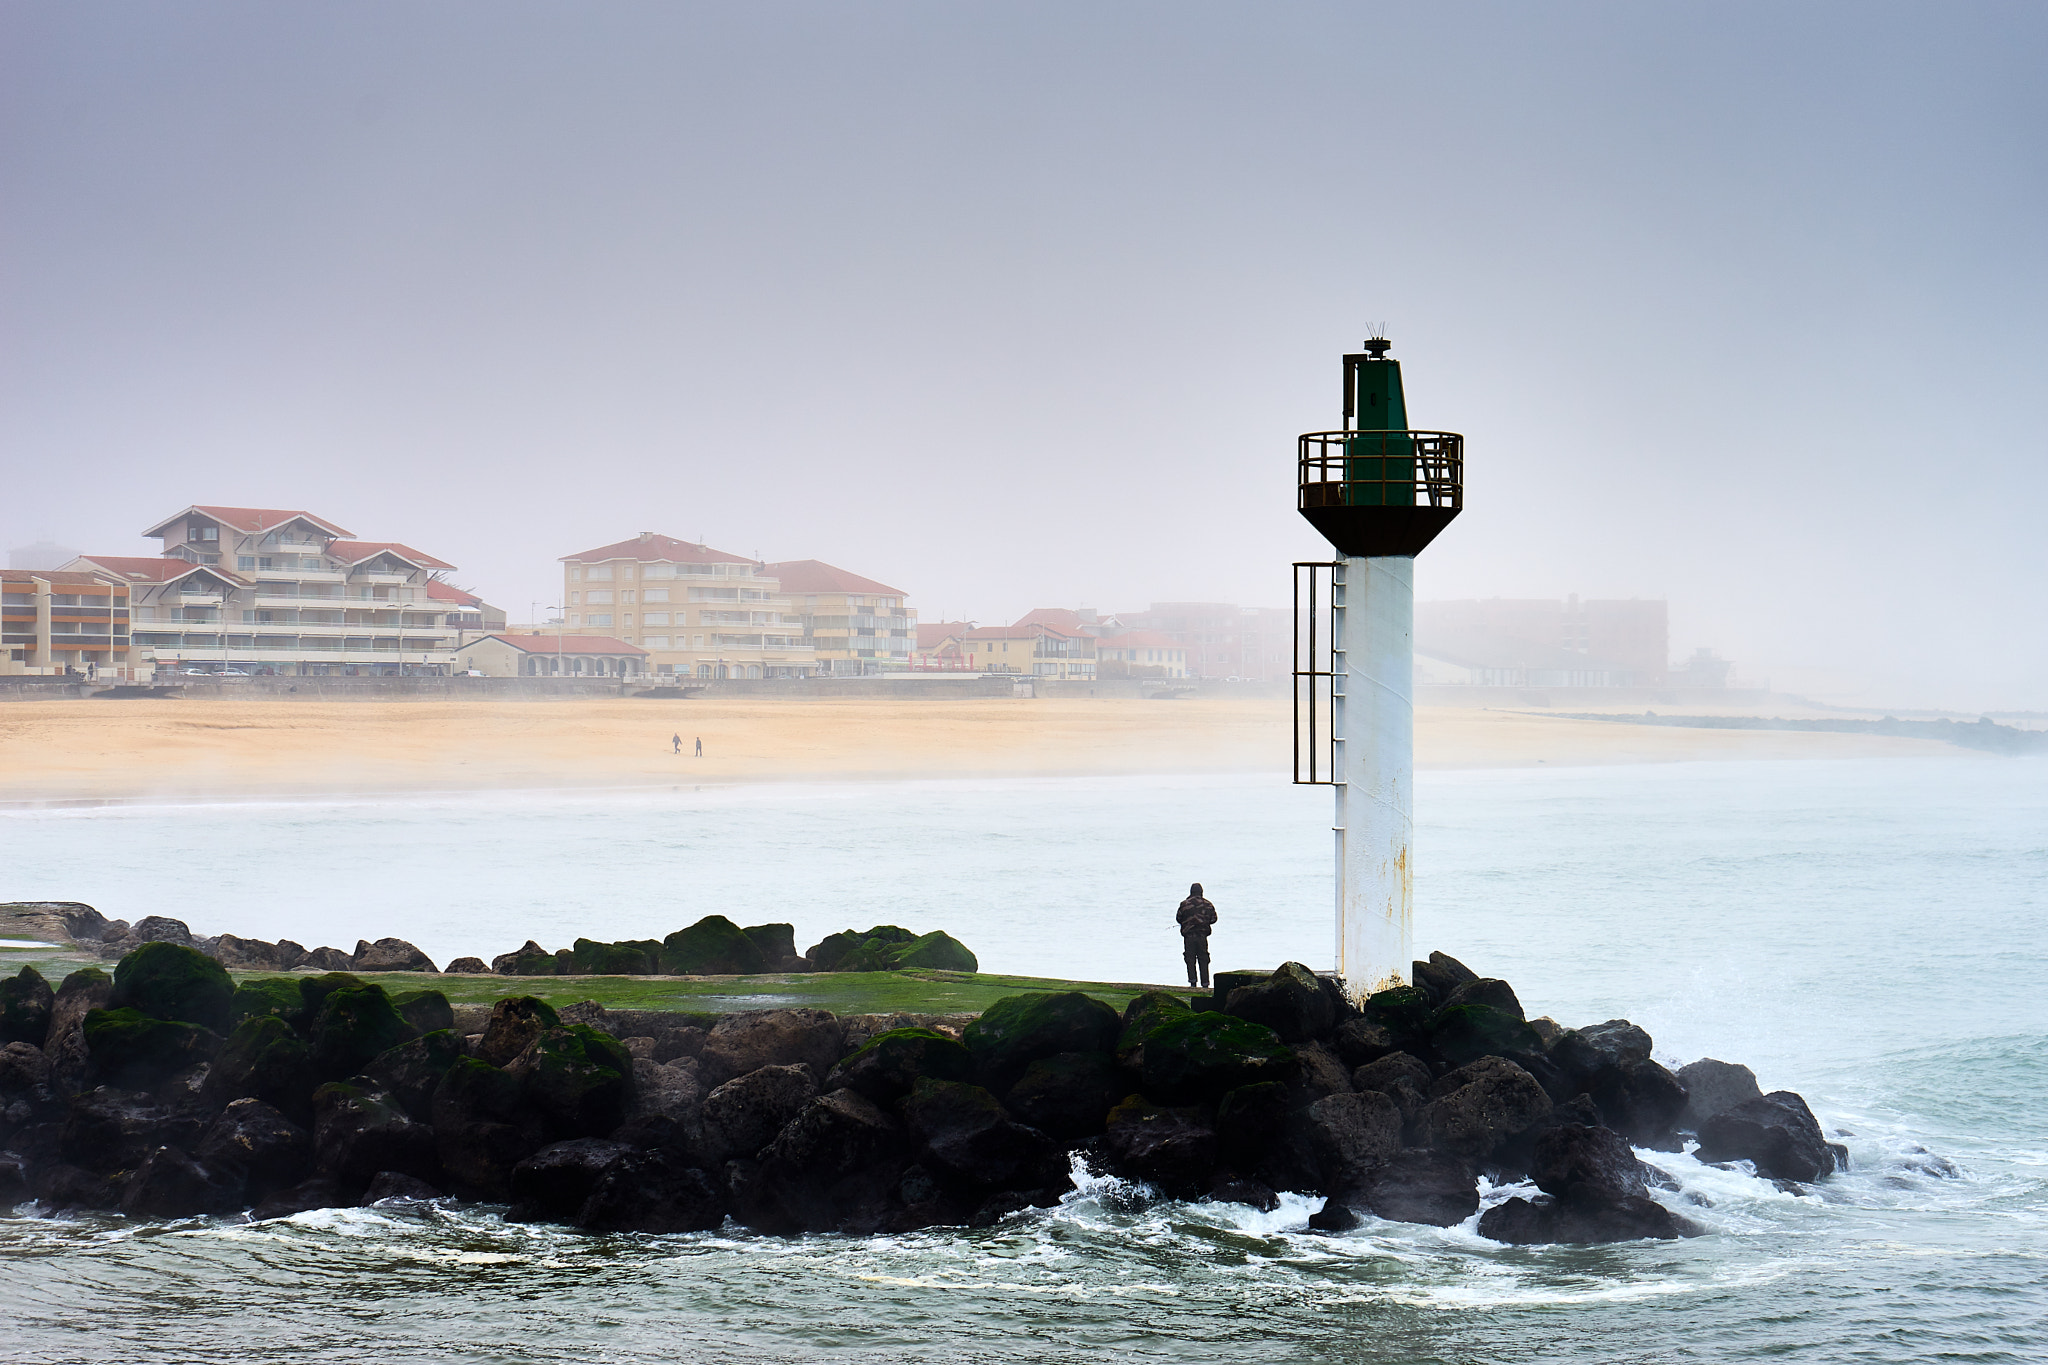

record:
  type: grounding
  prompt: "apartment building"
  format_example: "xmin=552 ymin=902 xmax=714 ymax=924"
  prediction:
xmin=961 ymin=621 xmax=1096 ymax=679
xmin=70 ymin=505 xmax=501 ymax=677
xmin=561 ymin=533 xmax=812 ymax=679
xmin=1 ymin=568 xmax=135 ymax=677
xmin=761 ymin=560 xmax=917 ymax=676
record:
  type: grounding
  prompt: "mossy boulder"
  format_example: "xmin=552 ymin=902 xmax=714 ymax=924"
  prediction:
xmin=1223 ymin=962 xmax=1336 ymax=1043
xmin=431 ymin=1056 xmax=546 ymax=1195
xmin=965 ymin=991 xmax=1121 ymax=1089
xmin=510 ymin=1024 xmax=634 ymax=1138
xmin=391 ymin=989 xmax=455 ymax=1035
xmin=203 ymin=1014 xmax=319 ymax=1122
xmin=569 ymin=938 xmax=660 ymax=976
xmin=741 ymin=923 xmax=797 ymax=963
xmin=1119 ymin=1001 xmax=1295 ymax=1105
xmin=1361 ymin=985 xmax=1436 ymax=1044
xmin=886 ymin=931 xmax=978 ymax=973
xmin=367 ymin=1029 xmax=466 ymax=1122
xmin=660 ymin=915 xmax=768 ymax=975
xmin=1427 ymin=1004 xmax=1545 ymax=1071
xmin=309 ymin=984 xmax=419 ymax=1080
xmin=311 ymin=1078 xmax=436 ymax=1188
xmin=296 ymin=972 xmax=369 ymax=1027
xmin=229 ymin=977 xmax=303 ymax=1027
xmin=901 ymin=1076 xmax=1065 ymax=1191
xmin=827 ymin=1026 xmax=977 ymax=1102
xmin=0 ymin=965 xmax=54 ymax=1046
xmin=833 ymin=943 xmax=895 ymax=973
xmin=479 ymin=995 xmax=561 ymax=1066
xmin=82 ymin=1006 xmax=222 ymax=1087
xmin=110 ymin=941 xmax=234 ymax=1032
xmin=807 ymin=925 xmax=918 ymax=972
xmin=1004 ymin=1051 xmax=1124 ymax=1140
xmin=501 ymin=941 xmax=560 ymax=976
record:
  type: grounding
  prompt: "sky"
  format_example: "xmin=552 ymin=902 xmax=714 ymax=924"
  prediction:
xmin=3 ymin=2 xmax=2043 ymax=709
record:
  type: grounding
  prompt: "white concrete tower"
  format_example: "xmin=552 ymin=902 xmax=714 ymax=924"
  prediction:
xmin=1296 ymin=337 xmax=1463 ymax=1001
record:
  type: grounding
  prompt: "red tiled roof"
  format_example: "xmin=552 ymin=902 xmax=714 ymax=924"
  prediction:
xmin=965 ymin=622 xmax=1076 ymax=642
xmin=70 ymin=555 xmax=250 ymax=586
xmin=459 ymin=634 xmax=647 ymax=656
xmin=327 ymin=540 xmax=456 ymax=571
xmin=141 ymin=506 xmax=354 ymax=538
xmin=424 ymin=580 xmax=481 ymax=606
xmin=917 ymin=621 xmax=973 ymax=648
xmin=1013 ymin=607 xmax=1096 ymax=631
xmin=760 ymin=559 xmax=906 ymax=596
xmin=564 ymin=534 xmax=752 ymax=565
xmin=0 ymin=568 xmax=123 ymax=587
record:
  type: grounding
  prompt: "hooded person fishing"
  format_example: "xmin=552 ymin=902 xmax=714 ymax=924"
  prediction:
xmin=1176 ymin=882 xmax=1218 ymax=990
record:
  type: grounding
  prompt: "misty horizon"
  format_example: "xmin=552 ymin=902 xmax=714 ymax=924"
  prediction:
xmin=4 ymin=3 xmax=2042 ymax=709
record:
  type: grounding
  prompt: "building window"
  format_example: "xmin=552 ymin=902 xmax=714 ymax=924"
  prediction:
xmin=589 ymin=614 xmax=612 ymax=626
xmin=643 ymin=636 xmax=668 ymax=648
xmin=237 ymin=556 xmax=255 ymax=569
xmin=643 ymin=588 xmax=669 ymax=603
xmin=569 ymin=614 xmax=582 ymax=625
xmin=569 ymin=592 xmax=580 ymax=605
xmin=622 ymin=614 xmax=633 ymax=624
xmin=643 ymin=613 xmax=669 ymax=626
xmin=620 ymin=591 xmax=634 ymax=604
xmin=586 ymin=591 xmax=613 ymax=605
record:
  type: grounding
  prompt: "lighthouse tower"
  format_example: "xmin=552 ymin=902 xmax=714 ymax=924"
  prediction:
xmin=1295 ymin=337 xmax=1463 ymax=999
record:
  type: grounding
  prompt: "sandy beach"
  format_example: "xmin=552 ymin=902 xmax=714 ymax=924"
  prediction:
xmin=0 ymin=695 xmax=1961 ymax=806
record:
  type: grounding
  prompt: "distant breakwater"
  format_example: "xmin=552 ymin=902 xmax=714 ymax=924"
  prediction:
xmin=1549 ymin=711 xmax=2047 ymax=755
xmin=1 ymin=934 xmax=1846 ymax=1246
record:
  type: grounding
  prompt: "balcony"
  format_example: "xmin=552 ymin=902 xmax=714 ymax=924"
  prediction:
xmin=1296 ymin=429 xmax=1464 ymax=558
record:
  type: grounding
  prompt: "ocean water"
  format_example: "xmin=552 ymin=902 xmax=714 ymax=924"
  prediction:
xmin=3 ymin=755 xmax=2045 ymax=1363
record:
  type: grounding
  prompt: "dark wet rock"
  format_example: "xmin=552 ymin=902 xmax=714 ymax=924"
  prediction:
xmin=1224 ymin=962 xmax=1337 ymax=1043
xmin=1331 ymin=1017 xmax=1400 ymax=1069
xmin=968 ymin=1190 xmax=1037 ymax=1226
xmin=1426 ymin=1003 xmax=1544 ymax=1072
xmin=568 ymin=937 xmax=661 ymax=976
xmin=887 ymin=930 xmax=978 ymax=972
xmin=1479 ymin=1189 xmax=1688 ymax=1244
xmin=293 ymin=972 xmax=366 ymax=1025
xmin=443 ymin=957 xmax=489 ymax=975
xmin=1205 ymin=971 xmax=1266 ymax=1011
xmin=109 ymin=942 xmax=233 ymax=1032
xmin=806 ymin=924 xmax=918 ymax=972
xmin=699 ymin=1063 xmax=819 ymax=1163
xmin=365 ymin=1030 xmax=465 ymax=1122
xmin=828 ymin=1027 xmax=976 ymax=1103
xmin=346 ymin=938 xmax=435 ymax=973
xmin=1307 ymin=1198 xmax=1363 ymax=1232
xmin=250 ymin=1176 xmax=348 ymax=1219
xmin=1675 ymin=1059 xmax=1764 ymax=1132
xmin=309 ymin=985 xmax=419 ymax=1081
xmin=45 ymin=968 xmax=113 ymax=1088
xmin=35 ymin=1162 xmax=121 ymax=1211
xmin=507 ymin=1137 xmax=633 ymax=1221
xmin=1206 ymin=1174 xmax=1280 ymax=1211
xmin=120 ymin=1145 xmax=242 ymax=1218
xmin=0 ymin=1150 xmax=26 ymax=1204
xmin=1102 ymin=1095 xmax=1218 ymax=1198
xmin=273 ymin=941 xmax=308 ymax=971
xmin=698 ymin=1008 xmax=843 ymax=1088
xmin=312 ymin=1079 xmax=436 ymax=1189
xmin=1527 ymin=1016 xmax=1565 ymax=1048
xmin=749 ymin=1088 xmax=908 ymax=1234
xmin=1353 ymin=1050 xmax=1434 ymax=1097
xmin=301 ymin=947 xmax=356 ymax=973
xmin=1215 ymin=1081 xmax=1290 ymax=1168
xmin=1305 ymin=1091 xmax=1402 ymax=1191
xmin=1409 ymin=951 xmax=1478 ymax=1003
xmin=1360 ymin=985 xmax=1436 ymax=1046
xmin=62 ymin=1088 xmax=193 ymax=1172
xmin=1695 ymin=1091 xmax=1836 ymax=1182
xmin=1358 ymin=1148 xmax=1479 ymax=1226
xmin=82 ymin=1007 xmax=221 ymax=1089
xmin=606 ymin=1010 xmax=715 ymax=1064
xmin=661 ymin=915 xmax=769 ymax=975
xmin=901 ymin=1077 xmax=1065 ymax=1193
xmin=0 ymin=966 xmax=54 ymax=1047
xmin=968 ymin=992 xmax=1121 ymax=1091
xmin=1532 ymin=1123 xmax=1651 ymax=1201
xmin=1115 ymin=994 xmax=1294 ymax=1105
xmin=361 ymin=1170 xmax=441 ymax=1204
xmin=228 ymin=977 xmax=302 ymax=1028
xmin=129 ymin=915 xmax=195 ymax=947
xmin=627 ymin=1057 xmax=704 ymax=1129
xmin=1592 ymin=1058 xmax=1689 ymax=1149
xmin=1287 ymin=1041 xmax=1354 ymax=1106
xmin=212 ymin=935 xmax=283 ymax=970
xmin=577 ymin=1147 xmax=726 ymax=1232
xmin=492 ymin=941 xmax=557 ymax=976
xmin=506 ymin=1025 xmax=634 ymax=1139
xmin=740 ymin=923 xmax=796 ymax=964
xmin=202 ymin=1016 xmax=317 ymax=1123
xmin=431 ymin=1057 xmax=544 ymax=1196
xmin=0 ymin=1040 xmax=52 ymax=1096
xmin=1420 ymin=1057 xmax=1553 ymax=1162
xmin=195 ymin=1098 xmax=310 ymax=1192
xmin=1440 ymin=978 xmax=1524 ymax=1021
xmin=391 ymin=990 xmax=454 ymax=1036
xmin=477 ymin=996 xmax=561 ymax=1067
xmin=1004 ymin=1051 xmax=1123 ymax=1141
xmin=1553 ymin=1020 xmax=1654 ymax=1075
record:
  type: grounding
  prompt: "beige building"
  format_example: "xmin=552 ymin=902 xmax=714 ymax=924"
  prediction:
xmin=72 ymin=505 xmax=500 ymax=678
xmin=561 ymin=533 xmax=813 ymax=679
xmin=961 ymin=621 xmax=1096 ymax=679
xmin=2 ymin=567 xmax=136 ymax=677
xmin=453 ymin=633 xmax=647 ymax=677
xmin=761 ymin=559 xmax=917 ymax=675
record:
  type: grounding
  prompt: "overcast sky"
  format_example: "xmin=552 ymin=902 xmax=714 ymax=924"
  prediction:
xmin=3 ymin=3 xmax=2042 ymax=708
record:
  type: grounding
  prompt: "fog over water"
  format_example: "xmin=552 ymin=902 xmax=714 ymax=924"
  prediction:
xmin=3 ymin=3 xmax=2045 ymax=707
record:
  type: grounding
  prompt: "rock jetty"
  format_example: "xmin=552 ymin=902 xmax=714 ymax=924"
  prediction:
xmin=0 ymin=944 xmax=1841 ymax=1243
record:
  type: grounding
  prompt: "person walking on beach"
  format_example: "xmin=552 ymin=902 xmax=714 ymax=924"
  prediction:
xmin=672 ymin=733 xmax=682 ymax=754
xmin=1176 ymin=882 xmax=1217 ymax=990
xmin=694 ymin=736 xmax=703 ymax=758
